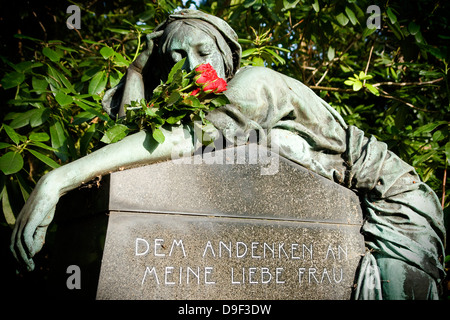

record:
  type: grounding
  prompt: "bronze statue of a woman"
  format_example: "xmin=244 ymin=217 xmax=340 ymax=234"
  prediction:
xmin=11 ymin=9 xmax=445 ymax=300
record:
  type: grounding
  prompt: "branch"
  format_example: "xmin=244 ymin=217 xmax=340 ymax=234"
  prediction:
xmin=309 ymin=86 xmax=353 ymax=92
xmin=372 ymin=77 xmax=444 ymax=87
xmin=363 ymin=44 xmax=374 ymax=86
xmin=377 ymin=88 xmax=438 ymax=113
xmin=305 ymin=36 xmax=360 ymax=85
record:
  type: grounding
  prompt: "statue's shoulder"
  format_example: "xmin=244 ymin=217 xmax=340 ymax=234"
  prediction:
xmin=229 ymin=66 xmax=288 ymax=90
xmin=233 ymin=66 xmax=280 ymax=79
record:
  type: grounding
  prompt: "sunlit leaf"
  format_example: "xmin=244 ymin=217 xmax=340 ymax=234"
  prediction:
xmin=101 ymin=124 xmax=129 ymax=144
xmin=28 ymin=149 xmax=60 ymax=169
xmin=0 ymin=152 xmax=24 ymax=175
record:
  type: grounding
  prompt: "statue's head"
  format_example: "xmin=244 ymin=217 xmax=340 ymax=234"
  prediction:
xmin=103 ymin=10 xmax=241 ymax=119
xmin=153 ymin=9 xmax=241 ymax=82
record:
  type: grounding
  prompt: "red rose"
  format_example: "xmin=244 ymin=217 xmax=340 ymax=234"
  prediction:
xmin=203 ymin=78 xmax=227 ymax=94
xmin=192 ymin=63 xmax=227 ymax=94
xmin=190 ymin=88 xmax=201 ymax=96
xmin=195 ymin=63 xmax=215 ymax=73
xmin=195 ymin=70 xmax=218 ymax=85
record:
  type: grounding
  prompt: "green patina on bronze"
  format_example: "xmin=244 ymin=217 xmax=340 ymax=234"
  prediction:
xmin=11 ymin=9 xmax=445 ymax=300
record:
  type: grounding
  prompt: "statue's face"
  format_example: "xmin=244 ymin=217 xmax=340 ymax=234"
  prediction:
xmin=164 ymin=24 xmax=226 ymax=79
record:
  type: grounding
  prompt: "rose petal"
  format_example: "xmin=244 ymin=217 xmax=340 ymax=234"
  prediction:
xmin=195 ymin=69 xmax=218 ymax=85
xmin=214 ymin=78 xmax=227 ymax=93
xmin=195 ymin=63 xmax=214 ymax=74
xmin=190 ymin=88 xmax=201 ymax=96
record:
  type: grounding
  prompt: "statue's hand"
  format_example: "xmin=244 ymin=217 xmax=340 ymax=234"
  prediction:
xmin=10 ymin=171 xmax=62 ymax=271
xmin=129 ymin=31 xmax=164 ymax=74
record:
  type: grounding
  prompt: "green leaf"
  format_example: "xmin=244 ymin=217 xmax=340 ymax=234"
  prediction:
xmin=30 ymin=108 xmax=50 ymax=127
xmin=408 ymin=22 xmax=420 ymax=35
xmin=3 ymin=124 xmax=20 ymax=145
xmin=101 ymin=124 xmax=129 ymax=144
xmin=80 ymin=123 xmax=96 ymax=156
xmin=29 ymin=132 xmax=50 ymax=142
xmin=32 ymin=76 xmax=48 ymax=94
xmin=167 ymin=58 xmax=186 ymax=84
xmin=386 ymin=7 xmax=397 ymax=25
xmin=15 ymin=172 xmax=32 ymax=202
xmin=413 ymin=150 xmax=436 ymax=166
xmin=2 ymin=186 xmax=16 ymax=226
xmin=336 ymin=13 xmax=349 ymax=26
xmin=327 ymin=47 xmax=335 ymax=61
xmin=47 ymin=65 xmax=74 ymax=93
xmin=55 ymin=91 xmax=73 ymax=107
xmin=264 ymin=48 xmax=285 ymax=65
xmin=282 ymin=0 xmax=301 ymax=11
xmin=166 ymin=91 xmax=181 ymax=106
xmin=365 ymin=83 xmax=379 ymax=96
xmin=362 ymin=27 xmax=377 ymax=38
xmin=28 ymin=149 xmax=60 ymax=169
xmin=29 ymin=141 xmax=57 ymax=152
xmin=50 ymin=121 xmax=68 ymax=161
xmin=211 ymin=94 xmax=230 ymax=107
xmin=242 ymin=48 xmax=258 ymax=58
xmin=100 ymin=46 xmax=115 ymax=59
xmin=112 ymin=52 xmax=129 ymax=67
xmin=359 ymin=72 xmax=373 ymax=80
xmin=312 ymin=0 xmax=319 ymax=12
xmin=166 ymin=113 xmax=186 ymax=124
xmin=42 ymin=47 xmax=63 ymax=62
xmin=0 ymin=142 xmax=12 ymax=149
xmin=1 ymin=71 xmax=25 ymax=89
xmin=445 ymin=142 xmax=450 ymax=164
xmin=345 ymin=7 xmax=358 ymax=25
xmin=413 ymin=121 xmax=447 ymax=137
xmin=352 ymin=80 xmax=363 ymax=91
xmin=74 ymin=99 xmax=109 ymax=121
xmin=252 ymin=56 xmax=265 ymax=66
xmin=344 ymin=79 xmax=354 ymax=86
xmin=88 ymin=71 xmax=108 ymax=95
xmin=152 ymin=127 xmax=165 ymax=144
xmin=12 ymin=61 xmax=33 ymax=72
xmin=109 ymin=70 xmax=122 ymax=88
xmin=8 ymin=109 xmax=37 ymax=129
xmin=106 ymin=27 xmax=130 ymax=35
xmin=183 ymin=96 xmax=202 ymax=108
xmin=0 ymin=152 xmax=24 ymax=175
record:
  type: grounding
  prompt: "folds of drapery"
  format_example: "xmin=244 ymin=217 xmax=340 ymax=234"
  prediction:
xmin=102 ymin=64 xmax=446 ymax=298
xmin=206 ymin=66 xmax=446 ymax=299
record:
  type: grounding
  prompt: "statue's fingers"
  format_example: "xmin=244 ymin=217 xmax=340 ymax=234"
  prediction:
xmin=146 ymin=30 xmax=164 ymax=42
xmin=11 ymin=219 xmax=35 ymax=271
xmin=10 ymin=222 xmax=20 ymax=261
xmin=131 ymin=31 xmax=164 ymax=72
xmin=30 ymin=225 xmax=48 ymax=257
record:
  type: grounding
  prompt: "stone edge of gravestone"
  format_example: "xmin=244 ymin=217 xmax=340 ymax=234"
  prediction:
xmin=108 ymin=144 xmax=363 ymax=225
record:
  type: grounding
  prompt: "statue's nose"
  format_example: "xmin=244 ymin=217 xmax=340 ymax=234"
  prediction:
xmin=184 ymin=53 xmax=202 ymax=73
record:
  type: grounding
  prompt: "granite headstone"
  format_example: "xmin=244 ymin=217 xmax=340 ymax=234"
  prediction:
xmin=96 ymin=144 xmax=365 ymax=300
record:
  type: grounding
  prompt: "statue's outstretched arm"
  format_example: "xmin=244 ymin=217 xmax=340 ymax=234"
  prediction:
xmin=11 ymin=125 xmax=194 ymax=271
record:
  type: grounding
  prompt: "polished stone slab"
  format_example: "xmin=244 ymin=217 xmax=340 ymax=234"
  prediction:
xmin=97 ymin=145 xmax=365 ymax=300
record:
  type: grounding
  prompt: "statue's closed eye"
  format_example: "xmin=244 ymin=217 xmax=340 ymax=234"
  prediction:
xmin=197 ymin=44 xmax=213 ymax=57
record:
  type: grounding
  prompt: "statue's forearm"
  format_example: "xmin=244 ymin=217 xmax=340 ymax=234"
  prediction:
xmin=52 ymin=126 xmax=194 ymax=195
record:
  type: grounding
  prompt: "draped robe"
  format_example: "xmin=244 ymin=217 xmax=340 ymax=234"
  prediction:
xmin=103 ymin=56 xmax=446 ymax=300
xmin=205 ymin=66 xmax=446 ymax=299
